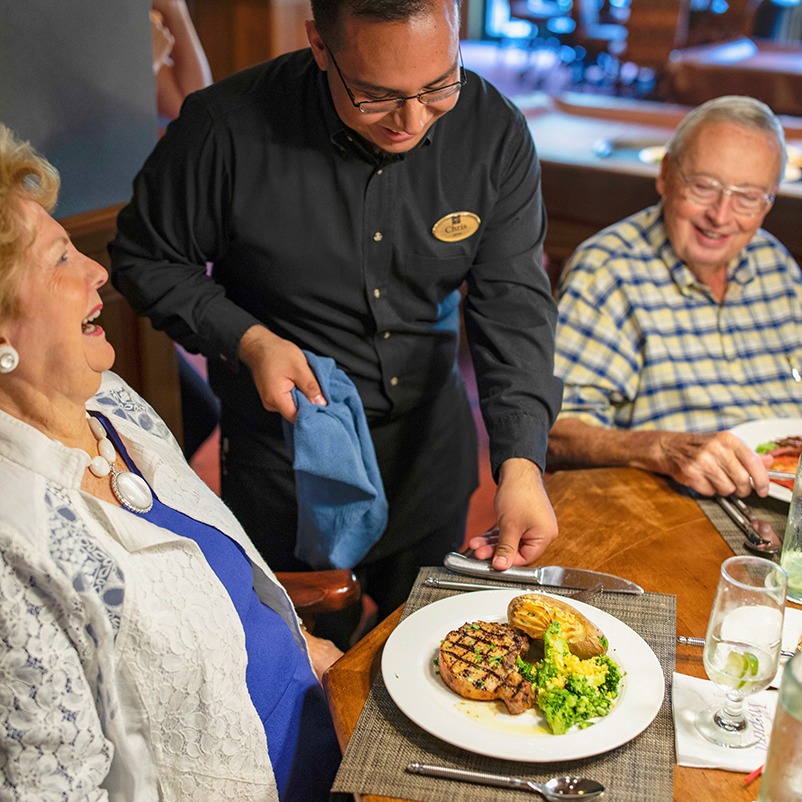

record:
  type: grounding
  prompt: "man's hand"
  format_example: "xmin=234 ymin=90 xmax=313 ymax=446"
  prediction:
xmin=238 ymin=325 xmax=326 ymax=423
xmin=653 ymin=430 xmax=773 ymax=498
xmin=301 ymin=629 xmax=343 ymax=682
xmin=548 ymin=418 xmax=773 ymax=498
xmin=467 ymin=458 xmax=558 ymax=570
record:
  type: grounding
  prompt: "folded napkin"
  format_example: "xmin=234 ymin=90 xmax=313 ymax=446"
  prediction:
xmin=282 ymin=351 xmax=388 ymax=570
xmin=672 ymin=673 xmax=778 ymax=772
xmin=771 ymin=606 xmax=802 ymax=688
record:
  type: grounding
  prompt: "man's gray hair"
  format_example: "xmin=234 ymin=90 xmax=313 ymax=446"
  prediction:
xmin=667 ymin=95 xmax=787 ymax=184
xmin=311 ymin=0 xmax=461 ymax=51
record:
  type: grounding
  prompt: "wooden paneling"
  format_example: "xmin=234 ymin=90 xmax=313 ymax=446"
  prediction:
xmin=187 ymin=0 xmax=311 ymax=81
xmin=59 ymin=205 xmax=183 ymax=445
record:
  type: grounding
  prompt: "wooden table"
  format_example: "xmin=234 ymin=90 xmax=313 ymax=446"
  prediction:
xmin=324 ymin=466 xmax=796 ymax=802
xmin=519 ymin=92 xmax=802 ymax=279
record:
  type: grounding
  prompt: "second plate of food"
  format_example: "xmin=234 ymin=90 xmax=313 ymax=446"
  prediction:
xmin=730 ymin=417 xmax=802 ymax=502
xmin=381 ymin=589 xmax=664 ymax=762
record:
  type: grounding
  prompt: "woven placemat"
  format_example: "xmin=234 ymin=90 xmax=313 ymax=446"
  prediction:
xmin=695 ymin=493 xmax=788 ymax=559
xmin=332 ymin=567 xmax=676 ymax=802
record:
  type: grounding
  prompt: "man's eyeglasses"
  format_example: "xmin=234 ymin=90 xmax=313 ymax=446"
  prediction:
xmin=326 ymin=46 xmax=466 ymax=114
xmin=675 ymin=164 xmax=775 ymax=217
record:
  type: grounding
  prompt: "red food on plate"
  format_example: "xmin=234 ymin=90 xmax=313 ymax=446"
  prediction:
xmin=764 ymin=437 xmax=802 ymax=490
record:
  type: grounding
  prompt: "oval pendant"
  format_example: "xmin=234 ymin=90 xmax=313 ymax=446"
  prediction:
xmin=111 ymin=469 xmax=154 ymax=514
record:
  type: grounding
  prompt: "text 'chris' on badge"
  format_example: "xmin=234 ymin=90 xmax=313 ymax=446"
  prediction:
xmin=432 ymin=211 xmax=481 ymax=242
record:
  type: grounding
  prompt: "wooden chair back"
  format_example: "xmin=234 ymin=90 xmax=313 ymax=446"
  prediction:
xmin=623 ymin=0 xmax=691 ymax=71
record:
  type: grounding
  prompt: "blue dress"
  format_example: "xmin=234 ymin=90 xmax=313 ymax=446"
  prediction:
xmin=93 ymin=413 xmax=340 ymax=801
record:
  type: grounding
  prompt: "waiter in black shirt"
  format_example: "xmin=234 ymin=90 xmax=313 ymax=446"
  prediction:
xmin=111 ymin=0 xmax=563 ymax=642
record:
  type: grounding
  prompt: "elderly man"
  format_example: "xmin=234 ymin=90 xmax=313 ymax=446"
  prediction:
xmin=111 ymin=0 xmax=562 ymax=641
xmin=548 ymin=95 xmax=802 ymax=499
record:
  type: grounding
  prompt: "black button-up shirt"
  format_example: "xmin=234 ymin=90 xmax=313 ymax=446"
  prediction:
xmin=110 ymin=49 xmax=562 ymax=473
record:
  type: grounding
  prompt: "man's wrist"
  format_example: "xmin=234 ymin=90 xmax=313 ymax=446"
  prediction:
xmin=498 ymin=457 xmax=540 ymax=483
xmin=238 ymin=324 xmax=276 ymax=367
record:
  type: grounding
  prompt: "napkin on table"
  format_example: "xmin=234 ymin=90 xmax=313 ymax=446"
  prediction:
xmin=672 ymin=672 xmax=778 ymax=772
xmin=771 ymin=605 xmax=802 ymax=687
xmin=672 ymin=608 xmax=802 ymax=772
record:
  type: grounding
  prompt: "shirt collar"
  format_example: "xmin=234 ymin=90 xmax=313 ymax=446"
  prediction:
xmin=0 ymin=405 xmax=90 ymax=488
xmin=652 ymin=204 xmax=757 ymax=297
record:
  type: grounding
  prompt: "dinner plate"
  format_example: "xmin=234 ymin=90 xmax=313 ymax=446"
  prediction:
xmin=729 ymin=417 xmax=802 ymax=503
xmin=381 ymin=589 xmax=665 ymax=762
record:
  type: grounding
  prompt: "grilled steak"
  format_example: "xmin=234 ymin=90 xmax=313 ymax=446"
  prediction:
xmin=439 ymin=621 xmax=534 ymax=714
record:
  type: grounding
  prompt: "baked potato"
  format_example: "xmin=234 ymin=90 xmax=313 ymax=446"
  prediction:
xmin=507 ymin=593 xmax=608 ymax=659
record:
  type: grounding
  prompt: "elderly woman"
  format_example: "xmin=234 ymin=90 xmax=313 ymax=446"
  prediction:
xmin=0 ymin=124 xmax=341 ymax=800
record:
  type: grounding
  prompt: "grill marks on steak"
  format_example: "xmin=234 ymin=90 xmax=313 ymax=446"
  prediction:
xmin=439 ymin=621 xmax=534 ymax=714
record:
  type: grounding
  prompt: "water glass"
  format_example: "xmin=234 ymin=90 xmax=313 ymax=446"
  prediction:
xmin=757 ymin=652 xmax=802 ymax=801
xmin=781 ymin=454 xmax=802 ymax=604
xmin=695 ymin=555 xmax=787 ymax=748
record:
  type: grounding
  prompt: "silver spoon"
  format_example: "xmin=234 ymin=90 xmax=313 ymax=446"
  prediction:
xmin=406 ymin=762 xmax=605 ymax=800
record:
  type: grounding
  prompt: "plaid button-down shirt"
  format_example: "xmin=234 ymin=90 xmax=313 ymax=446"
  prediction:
xmin=555 ymin=205 xmax=802 ymax=432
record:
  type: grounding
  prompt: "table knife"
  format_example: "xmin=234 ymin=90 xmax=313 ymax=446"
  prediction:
xmin=443 ymin=552 xmax=644 ymax=594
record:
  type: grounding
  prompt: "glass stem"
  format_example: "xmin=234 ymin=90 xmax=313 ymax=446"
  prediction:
xmin=714 ymin=694 xmax=748 ymax=733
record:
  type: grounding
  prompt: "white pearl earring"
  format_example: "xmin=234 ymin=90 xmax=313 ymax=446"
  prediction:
xmin=0 ymin=344 xmax=19 ymax=374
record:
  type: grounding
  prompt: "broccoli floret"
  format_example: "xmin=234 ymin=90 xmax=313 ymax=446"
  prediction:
xmin=537 ymin=687 xmax=579 ymax=735
xmin=529 ymin=622 xmax=622 ymax=734
xmin=597 ymin=654 xmax=622 ymax=697
xmin=515 ymin=654 xmax=537 ymax=683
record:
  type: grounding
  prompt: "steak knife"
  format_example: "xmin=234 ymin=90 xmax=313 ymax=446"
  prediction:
xmin=443 ymin=552 xmax=644 ymax=594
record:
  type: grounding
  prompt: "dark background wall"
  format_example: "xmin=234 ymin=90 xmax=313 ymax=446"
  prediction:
xmin=0 ymin=0 xmax=158 ymax=218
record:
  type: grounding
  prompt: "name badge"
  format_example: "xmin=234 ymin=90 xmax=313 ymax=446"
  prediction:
xmin=432 ymin=211 xmax=481 ymax=243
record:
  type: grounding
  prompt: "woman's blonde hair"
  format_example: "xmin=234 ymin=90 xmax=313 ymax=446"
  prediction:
xmin=0 ymin=124 xmax=60 ymax=319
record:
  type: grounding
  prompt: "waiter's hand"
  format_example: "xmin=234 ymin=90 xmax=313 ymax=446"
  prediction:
xmin=238 ymin=324 xmax=327 ymax=423
xmin=467 ymin=458 xmax=558 ymax=570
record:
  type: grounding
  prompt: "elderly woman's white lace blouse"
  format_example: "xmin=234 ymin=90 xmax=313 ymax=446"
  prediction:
xmin=0 ymin=373 xmax=308 ymax=801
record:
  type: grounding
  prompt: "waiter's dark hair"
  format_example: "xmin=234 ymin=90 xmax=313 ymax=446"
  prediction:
xmin=312 ymin=0 xmax=462 ymax=51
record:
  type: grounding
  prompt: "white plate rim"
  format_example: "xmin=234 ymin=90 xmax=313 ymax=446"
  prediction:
xmin=381 ymin=589 xmax=665 ymax=762
xmin=729 ymin=417 xmax=802 ymax=503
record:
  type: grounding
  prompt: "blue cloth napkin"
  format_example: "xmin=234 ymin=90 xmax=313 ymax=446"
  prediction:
xmin=281 ymin=351 xmax=388 ymax=570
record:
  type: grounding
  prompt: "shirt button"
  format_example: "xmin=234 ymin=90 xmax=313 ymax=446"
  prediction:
xmin=377 ymin=169 xmax=383 ymax=175
xmin=390 ymin=376 xmax=398 ymax=386
xmin=383 ymin=331 xmax=391 ymax=339
xmin=373 ymin=232 xmax=383 ymax=242
xmin=373 ymin=288 xmax=381 ymax=298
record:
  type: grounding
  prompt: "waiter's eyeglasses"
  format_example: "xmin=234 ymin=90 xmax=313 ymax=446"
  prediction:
xmin=675 ymin=165 xmax=775 ymax=217
xmin=326 ymin=46 xmax=466 ymax=114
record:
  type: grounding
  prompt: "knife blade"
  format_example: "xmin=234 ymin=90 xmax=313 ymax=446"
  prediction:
xmin=443 ymin=552 xmax=644 ymax=594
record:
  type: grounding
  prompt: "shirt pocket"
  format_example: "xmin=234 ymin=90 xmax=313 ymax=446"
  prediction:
xmin=394 ymin=252 xmax=473 ymax=310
